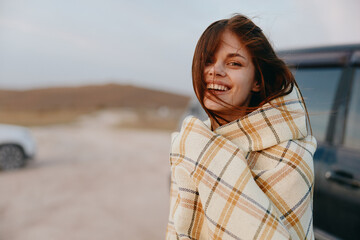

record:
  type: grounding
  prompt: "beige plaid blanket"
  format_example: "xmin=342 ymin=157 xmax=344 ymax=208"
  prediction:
xmin=166 ymin=87 xmax=317 ymax=240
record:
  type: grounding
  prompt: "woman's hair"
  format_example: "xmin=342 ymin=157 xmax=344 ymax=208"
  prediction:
xmin=192 ymin=14 xmax=303 ymax=125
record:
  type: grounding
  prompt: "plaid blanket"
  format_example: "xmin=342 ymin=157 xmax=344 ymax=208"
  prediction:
xmin=166 ymin=87 xmax=317 ymax=240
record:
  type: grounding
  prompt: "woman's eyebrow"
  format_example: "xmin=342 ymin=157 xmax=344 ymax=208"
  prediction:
xmin=227 ymin=53 xmax=246 ymax=60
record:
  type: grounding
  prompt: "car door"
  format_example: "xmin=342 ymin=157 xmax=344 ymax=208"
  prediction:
xmin=322 ymin=65 xmax=360 ymax=239
xmin=291 ymin=65 xmax=353 ymax=239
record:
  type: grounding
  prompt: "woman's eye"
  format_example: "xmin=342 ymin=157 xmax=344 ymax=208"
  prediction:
xmin=228 ymin=62 xmax=242 ymax=67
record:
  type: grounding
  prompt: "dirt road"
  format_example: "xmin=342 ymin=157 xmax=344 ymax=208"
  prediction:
xmin=0 ymin=111 xmax=172 ymax=240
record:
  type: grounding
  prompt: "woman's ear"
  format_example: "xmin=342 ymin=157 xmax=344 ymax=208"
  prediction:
xmin=251 ymin=80 xmax=261 ymax=92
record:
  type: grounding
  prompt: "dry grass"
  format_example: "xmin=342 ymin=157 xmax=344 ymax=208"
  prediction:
xmin=0 ymin=83 xmax=189 ymax=111
xmin=0 ymin=84 xmax=190 ymax=128
xmin=0 ymin=108 xmax=186 ymax=131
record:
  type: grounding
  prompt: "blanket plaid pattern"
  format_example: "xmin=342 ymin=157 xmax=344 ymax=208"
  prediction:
xmin=166 ymin=87 xmax=317 ymax=240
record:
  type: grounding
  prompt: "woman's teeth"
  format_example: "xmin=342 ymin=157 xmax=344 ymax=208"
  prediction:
xmin=207 ymin=83 xmax=229 ymax=91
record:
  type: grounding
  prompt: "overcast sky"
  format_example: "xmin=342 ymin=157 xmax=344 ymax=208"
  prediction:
xmin=1 ymin=0 xmax=359 ymax=95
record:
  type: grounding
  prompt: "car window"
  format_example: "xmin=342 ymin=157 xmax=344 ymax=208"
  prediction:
xmin=344 ymin=68 xmax=360 ymax=149
xmin=292 ymin=68 xmax=342 ymax=142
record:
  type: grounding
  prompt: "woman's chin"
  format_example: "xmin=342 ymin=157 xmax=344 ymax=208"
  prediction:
xmin=204 ymin=98 xmax=227 ymax=112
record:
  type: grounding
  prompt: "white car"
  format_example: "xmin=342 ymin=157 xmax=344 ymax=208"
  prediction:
xmin=0 ymin=124 xmax=36 ymax=170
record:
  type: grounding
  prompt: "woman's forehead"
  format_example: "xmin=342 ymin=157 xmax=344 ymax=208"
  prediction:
xmin=215 ymin=30 xmax=249 ymax=57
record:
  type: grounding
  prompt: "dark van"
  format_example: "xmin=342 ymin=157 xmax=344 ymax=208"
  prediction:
xmin=279 ymin=44 xmax=360 ymax=240
xmin=183 ymin=44 xmax=360 ymax=240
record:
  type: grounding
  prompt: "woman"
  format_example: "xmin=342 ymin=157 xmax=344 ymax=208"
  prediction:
xmin=166 ymin=14 xmax=316 ymax=240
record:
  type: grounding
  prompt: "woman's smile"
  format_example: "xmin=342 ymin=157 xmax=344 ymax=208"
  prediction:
xmin=206 ymin=82 xmax=231 ymax=96
xmin=207 ymin=83 xmax=230 ymax=92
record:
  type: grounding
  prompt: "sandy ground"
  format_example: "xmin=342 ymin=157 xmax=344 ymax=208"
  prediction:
xmin=0 ymin=110 xmax=173 ymax=240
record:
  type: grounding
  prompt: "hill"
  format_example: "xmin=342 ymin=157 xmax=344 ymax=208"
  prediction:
xmin=0 ymin=83 xmax=190 ymax=111
xmin=0 ymin=84 xmax=190 ymax=128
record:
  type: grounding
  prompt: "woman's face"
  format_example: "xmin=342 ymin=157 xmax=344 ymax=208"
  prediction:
xmin=203 ymin=30 xmax=260 ymax=117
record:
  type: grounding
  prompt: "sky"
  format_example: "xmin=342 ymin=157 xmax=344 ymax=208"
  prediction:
xmin=0 ymin=0 xmax=359 ymax=95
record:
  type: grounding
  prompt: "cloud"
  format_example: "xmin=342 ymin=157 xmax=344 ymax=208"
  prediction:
xmin=0 ymin=0 xmax=359 ymax=93
xmin=292 ymin=0 xmax=360 ymax=45
xmin=0 ymin=17 xmax=99 ymax=51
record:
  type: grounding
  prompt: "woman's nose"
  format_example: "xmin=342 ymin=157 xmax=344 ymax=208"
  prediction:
xmin=208 ymin=62 xmax=226 ymax=77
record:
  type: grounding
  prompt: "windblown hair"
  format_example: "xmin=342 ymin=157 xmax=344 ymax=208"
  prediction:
xmin=192 ymin=14 xmax=304 ymax=125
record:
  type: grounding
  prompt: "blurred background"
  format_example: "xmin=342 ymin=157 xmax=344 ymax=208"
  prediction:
xmin=0 ymin=0 xmax=359 ymax=239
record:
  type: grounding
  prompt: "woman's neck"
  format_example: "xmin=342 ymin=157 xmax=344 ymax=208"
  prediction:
xmin=210 ymin=113 xmax=246 ymax=131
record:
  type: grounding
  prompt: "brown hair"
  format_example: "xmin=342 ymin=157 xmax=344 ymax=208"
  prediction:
xmin=192 ymin=14 xmax=304 ymax=126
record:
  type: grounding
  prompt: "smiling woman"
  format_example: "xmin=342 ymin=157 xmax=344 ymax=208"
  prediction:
xmin=203 ymin=30 xmax=260 ymax=121
xmin=191 ymin=15 xmax=299 ymax=130
xmin=166 ymin=14 xmax=317 ymax=240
